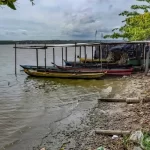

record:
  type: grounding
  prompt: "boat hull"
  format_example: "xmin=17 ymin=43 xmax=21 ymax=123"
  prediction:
xmin=79 ymin=58 xmax=109 ymax=63
xmin=56 ymin=66 xmax=133 ymax=73
xmin=36 ymin=68 xmax=132 ymax=76
xmin=20 ymin=65 xmax=56 ymax=70
xmin=24 ymin=69 xmax=105 ymax=79
xmin=64 ymin=61 xmax=133 ymax=69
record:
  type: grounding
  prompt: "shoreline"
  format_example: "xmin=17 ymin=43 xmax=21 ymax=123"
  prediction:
xmin=37 ymin=73 xmax=150 ymax=150
xmin=4 ymin=73 xmax=150 ymax=150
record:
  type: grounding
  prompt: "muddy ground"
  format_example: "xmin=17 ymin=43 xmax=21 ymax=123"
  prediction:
xmin=34 ymin=74 xmax=150 ymax=150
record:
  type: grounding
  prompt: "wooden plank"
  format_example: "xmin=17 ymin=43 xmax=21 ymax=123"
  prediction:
xmin=95 ymin=130 xmax=131 ymax=135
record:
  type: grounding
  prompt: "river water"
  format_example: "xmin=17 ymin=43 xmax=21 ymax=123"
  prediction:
xmin=0 ymin=45 xmax=127 ymax=150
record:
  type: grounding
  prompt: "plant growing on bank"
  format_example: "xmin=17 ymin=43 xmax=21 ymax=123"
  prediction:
xmin=0 ymin=0 xmax=34 ymax=10
xmin=104 ymin=0 xmax=150 ymax=41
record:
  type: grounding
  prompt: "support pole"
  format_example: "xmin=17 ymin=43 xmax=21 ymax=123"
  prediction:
xmin=15 ymin=43 xmax=17 ymax=75
xmin=84 ymin=46 xmax=87 ymax=63
xmin=75 ymin=43 xmax=77 ymax=65
xmin=45 ymin=44 xmax=47 ymax=71
xmin=145 ymin=44 xmax=150 ymax=75
xmin=99 ymin=45 xmax=100 ymax=62
xmin=62 ymin=47 xmax=64 ymax=66
xmin=65 ymin=47 xmax=68 ymax=61
xmin=92 ymin=45 xmax=93 ymax=62
xmin=106 ymin=44 xmax=109 ymax=57
xmin=53 ymin=48 xmax=55 ymax=67
xmin=36 ymin=49 xmax=39 ymax=69
xmin=144 ymin=45 xmax=147 ymax=68
xmin=100 ymin=44 xmax=102 ymax=70
xmin=79 ymin=46 xmax=81 ymax=62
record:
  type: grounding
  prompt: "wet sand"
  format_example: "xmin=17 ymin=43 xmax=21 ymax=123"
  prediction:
xmin=19 ymin=74 xmax=150 ymax=150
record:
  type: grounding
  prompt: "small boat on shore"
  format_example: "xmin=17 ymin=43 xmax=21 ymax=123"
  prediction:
xmin=64 ymin=60 xmax=133 ymax=69
xmin=37 ymin=69 xmax=132 ymax=76
xmin=24 ymin=69 xmax=106 ymax=79
xmin=56 ymin=65 xmax=133 ymax=73
xmin=20 ymin=65 xmax=56 ymax=70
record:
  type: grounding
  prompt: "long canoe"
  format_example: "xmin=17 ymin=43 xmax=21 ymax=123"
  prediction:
xmin=106 ymin=72 xmax=132 ymax=76
xmin=35 ymin=68 xmax=132 ymax=76
xmin=24 ymin=69 xmax=106 ymax=79
xmin=64 ymin=61 xmax=133 ymax=69
xmin=56 ymin=65 xmax=133 ymax=73
xmin=20 ymin=65 xmax=56 ymax=70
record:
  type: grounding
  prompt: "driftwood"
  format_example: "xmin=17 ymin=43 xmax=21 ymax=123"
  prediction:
xmin=126 ymin=98 xmax=140 ymax=104
xmin=99 ymin=98 xmax=126 ymax=103
xmin=95 ymin=130 xmax=131 ymax=136
xmin=98 ymin=97 xmax=150 ymax=104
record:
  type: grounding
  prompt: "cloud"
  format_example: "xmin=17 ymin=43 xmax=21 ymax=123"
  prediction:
xmin=0 ymin=0 xmax=140 ymax=40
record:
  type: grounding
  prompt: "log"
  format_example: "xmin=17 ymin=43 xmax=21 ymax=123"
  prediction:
xmin=98 ymin=98 xmax=126 ymax=103
xmin=98 ymin=98 xmax=150 ymax=104
xmin=126 ymin=98 xmax=140 ymax=104
xmin=95 ymin=130 xmax=131 ymax=136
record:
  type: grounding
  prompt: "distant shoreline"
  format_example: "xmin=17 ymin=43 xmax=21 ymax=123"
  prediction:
xmin=0 ymin=40 xmax=124 ymax=45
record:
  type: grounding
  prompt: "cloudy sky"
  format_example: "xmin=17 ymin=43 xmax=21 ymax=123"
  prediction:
xmin=0 ymin=0 xmax=142 ymax=40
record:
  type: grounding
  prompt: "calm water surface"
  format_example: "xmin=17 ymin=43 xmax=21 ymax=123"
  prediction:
xmin=0 ymin=45 xmax=126 ymax=149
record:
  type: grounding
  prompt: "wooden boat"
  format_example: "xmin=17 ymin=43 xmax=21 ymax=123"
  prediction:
xmin=79 ymin=58 xmax=109 ymax=63
xmin=20 ymin=65 xmax=56 ymax=70
xmin=106 ymin=72 xmax=132 ymax=76
xmin=24 ymin=69 xmax=106 ymax=79
xmin=64 ymin=61 xmax=133 ymax=69
xmin=127 ymin=58 xmax=140 ymax=66
xmin=35 ymin=67 xmax=132 ymax=76
xmin=56 ymin=65 xmax=133 ymax=73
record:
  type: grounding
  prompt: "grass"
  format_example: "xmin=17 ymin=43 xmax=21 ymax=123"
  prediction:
xmin=141 ymin=132 xmax=150 ymax=150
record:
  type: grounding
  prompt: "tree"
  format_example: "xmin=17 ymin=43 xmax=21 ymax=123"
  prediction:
xmin=0 ymin=0 xmax=34 ymax=10
xmin=104 ymin=0 xmax=150 ymax=41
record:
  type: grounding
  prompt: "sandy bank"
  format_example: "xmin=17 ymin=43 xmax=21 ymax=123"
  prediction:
xmin=36 ymin=74 xmax=150 ymax=150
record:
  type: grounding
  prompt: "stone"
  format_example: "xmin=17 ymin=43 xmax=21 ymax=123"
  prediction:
xmin=129 ymin=131 xmax=143 ymax=144
xmin=133 ymin=146 xmax=142 ymax=150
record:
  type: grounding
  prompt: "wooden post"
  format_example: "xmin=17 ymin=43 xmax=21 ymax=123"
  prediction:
xmin=65 ymin=47 xmax=67 ymax=61
xmin=75 ymin=43 xmax=77 ymax=65
xmin=144 ymin=44 xmax=147 ymax=68
xmin=36 ymin=49 xmax=39 ymax=69
xmin=84 ymin=46 xmax=87 ymax=63
xmin=45 ymin=44 xmax=47 ymax=71
xmin=106 ymin=44 xmax=109 ymax=57
xmin=99 ymin=45 xmax=100 ymax=62
xmin=100 ymin=44 xmax=102 ymax=70
xmin=15 ymin=43 xmax=17 ymax=75
xmin=145 ymin=44 xmax=150 ymax=75
xmin=92 ymin=45 xmax=93 ymax=62
xmin=53 ymin=48 xmax=55 ymax=67
xmin=62 ymin=47 xmax=64 ymax=66
xmin=79 ymin=46 xmax=81 ymax=62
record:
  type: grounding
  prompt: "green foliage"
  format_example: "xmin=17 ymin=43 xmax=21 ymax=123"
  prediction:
xmin=104 ymin=0 xmax=150 ymax=41
xmin=0 ymin=0 xmax=16 ymax=10
xmin=142 ymin=132 xmax=150 ymax=150
xmin=0 ymin=0 xmax=34 ymax=10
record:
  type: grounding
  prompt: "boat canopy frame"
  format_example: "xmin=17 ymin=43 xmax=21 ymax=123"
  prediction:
xmin=13 ymin=41 xmax=150 ymax=76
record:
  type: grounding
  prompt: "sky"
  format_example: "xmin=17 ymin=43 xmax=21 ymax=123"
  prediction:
xmin=0 ymin=0 xmax=143 ymax=40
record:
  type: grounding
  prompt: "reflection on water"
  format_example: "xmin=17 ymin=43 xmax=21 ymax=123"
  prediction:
xmin=0 ymin=45 xmax=127 ymax=149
